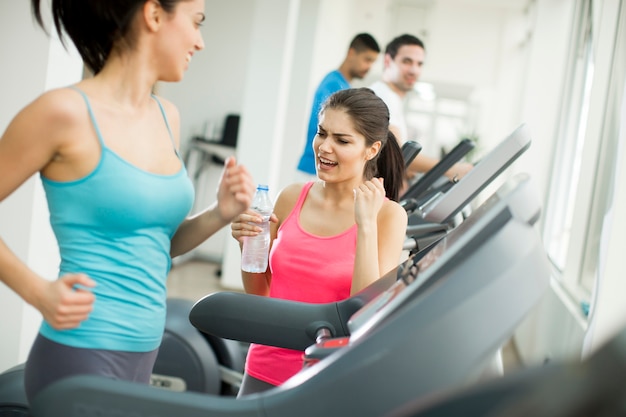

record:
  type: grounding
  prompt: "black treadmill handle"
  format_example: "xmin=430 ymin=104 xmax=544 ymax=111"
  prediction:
xmin=400 ymin=138 xmax=475 ymax=202
xmin=188 ymin=271 xmax=400 ymax=352
xmin=405 ymin=222 xmax=449 ymax=237
xmin=402 ymin=179 xmax=456 ymax=216
xmin=401 ymin=140 xmax=422 ymax=169
xmin=400 ymin=198 xmax=419 ymax=213
xmin=189 ymin=292 xmax=349 ymax=351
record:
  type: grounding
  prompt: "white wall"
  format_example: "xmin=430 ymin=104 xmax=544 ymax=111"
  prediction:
xmin=277 ymin=0 xmax=322 ymax=189
xmin=0 ymin=4 xmax=50 ymax=372
xmin=0 ymin=3 xmax=83 ymax=372
xmin=157 ymin=0 xmax=256 ymax=151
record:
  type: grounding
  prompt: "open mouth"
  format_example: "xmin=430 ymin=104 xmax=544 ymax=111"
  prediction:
xmin=318 ymin=156 xmax=338 ymax=168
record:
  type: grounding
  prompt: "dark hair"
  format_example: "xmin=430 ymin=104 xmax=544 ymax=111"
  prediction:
xmin=30 ymin=0 xmax=183 ymax=75
xmin=349 ymin=33 xmax=381 ymax=54
xmin=385 ymin=34 xmax=425 ymax=59
xmin=321 ymin=88 xmax=404 ymax=202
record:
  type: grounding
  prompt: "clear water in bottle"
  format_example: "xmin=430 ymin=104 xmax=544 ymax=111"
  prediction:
xmin=241 ymin=184 xmax=273 ymax=273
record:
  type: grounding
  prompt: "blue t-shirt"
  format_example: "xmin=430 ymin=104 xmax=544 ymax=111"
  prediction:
xmin=297 ymin=70 xmax=350 ymax=175
xmin=39 ymin=87 xmax=194 ymax=352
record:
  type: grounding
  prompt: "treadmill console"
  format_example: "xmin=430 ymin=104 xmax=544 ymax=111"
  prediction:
xmin=347 ymin=173 xmax=533 ymax=338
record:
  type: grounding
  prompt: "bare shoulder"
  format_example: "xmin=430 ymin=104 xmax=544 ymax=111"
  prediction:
xmin=0 ymin=87 xmax=89 ymax=200
xmin=2 ymin=87 xmax=89 ymax=150
xmin=152 ymin=94 xmax=180 ymax=142
xmin=273 ymin=182 xmax=306 ymax=220
xmin=152 ymin=94 xmax=180 ymax=124
xmin=19 ymin=87 xmax=88 ymax=128
xmin=380 ymin=199 xmax=408 ymax=225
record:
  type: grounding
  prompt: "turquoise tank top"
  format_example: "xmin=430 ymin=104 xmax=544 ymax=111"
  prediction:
xmin=39 ymin=87 xmax=194 ymax=352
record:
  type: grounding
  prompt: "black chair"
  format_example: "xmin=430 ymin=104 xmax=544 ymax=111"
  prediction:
xmin=219 ymin=114 xmax=240 ymax=148
xmin=186 ymin=114 xmax=240 ymax=169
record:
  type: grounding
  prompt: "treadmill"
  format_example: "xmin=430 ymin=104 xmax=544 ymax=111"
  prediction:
xmin=400 ymin=137 xmax=475 ymax=205
xmin=384 ymin=325 xmax=626 ymax=417
xmin=404 ymin=123 xmax=531 ymax=253
xmin=30 ymin=172 xmax=550 ymax=417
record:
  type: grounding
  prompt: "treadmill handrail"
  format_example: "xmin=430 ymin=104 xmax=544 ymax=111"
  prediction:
xmin=422 ymin=123 xmax=531 ymax=224
xmin=401 ymin=140 xmax=422 ymax=169
xmin=400 ymin=138 xmax=475 ymax=202
xmin=189 ymin=272 xmax=398 ymax=351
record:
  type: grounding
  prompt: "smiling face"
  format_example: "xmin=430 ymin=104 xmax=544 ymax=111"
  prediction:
xmin=384 ymin=44 xmax=425 ymax=93
xmin=313 ymin=108 xmax=380 ymax=184
xmin=154 ymin=0 xmax=206 ymax=82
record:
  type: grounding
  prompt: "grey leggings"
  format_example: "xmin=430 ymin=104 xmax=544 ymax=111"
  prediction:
xmin=24 ymin=333 xmax=158 ymax=404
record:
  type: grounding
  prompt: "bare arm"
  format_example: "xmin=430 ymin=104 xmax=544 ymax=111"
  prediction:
xmin=229 ymin=184 xmax=300 ymax=296
xmin=170 ymin=156 xmax=255 ymax=258
xmin=389 ymin=123 xmax=440 ymax=179
xmin=351 ymin=178 xmax=407 ymax=294
xmin=229 ymin=209 xmax=275 ymax=296
xmin=230 ymin=209 xmax=279 ymax=296
xmin=390 ymin=124 xmax=473 ymax=181
xmin=410 ymin=154 xmax=473 ymax=180
xmin=0 ymin=90 xmax=96 ymax=329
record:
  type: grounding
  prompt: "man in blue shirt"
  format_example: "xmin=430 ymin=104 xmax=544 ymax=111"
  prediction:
xmin=296 ymin=33 xmax=380 ymax=181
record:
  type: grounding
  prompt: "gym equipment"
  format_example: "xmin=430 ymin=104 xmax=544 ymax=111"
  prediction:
xmin=383 ymin=324 xmax=626 ymax=417
xmin=403 ymin=123 xmax=530 ymax=254
xmin=401 ymin=140 xmax=423 ymax=169
xmin=0 ymin=299 xmax=245 ymax=415
xmin=29 ymin=172 xmax=551 ymax=417
xmin=152 ymin=297 xmax=245 ymax=396
xmin=416 ymin=123 xmax=530 ymax=225
xmin=400 ymin=137 xmax=475 ymax=204
xmin=0 ymin=364 xmax=28 ymax=417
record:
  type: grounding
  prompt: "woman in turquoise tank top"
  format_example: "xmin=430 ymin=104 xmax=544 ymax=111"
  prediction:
xmin=230 ymin=88 xmax=409 ymax=395
xmin=0 ymin=0 xmax=255 ymax=403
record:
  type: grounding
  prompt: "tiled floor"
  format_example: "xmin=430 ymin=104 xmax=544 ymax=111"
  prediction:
xmin=167 ymin=259 xmax=231 ymax=302
xmin=167 ymin=259 xmax=523 ymax=374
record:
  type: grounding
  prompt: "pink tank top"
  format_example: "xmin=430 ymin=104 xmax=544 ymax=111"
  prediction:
xmin=245 ymin=182 xmax=357 ymax=385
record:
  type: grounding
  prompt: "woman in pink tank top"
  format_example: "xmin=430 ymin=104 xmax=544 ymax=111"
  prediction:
xmin=231 ymin=88 xmax=409 ymax=396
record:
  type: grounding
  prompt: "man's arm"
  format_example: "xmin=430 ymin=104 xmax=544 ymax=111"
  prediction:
xmin=390 ymin=124 xmax=473 ymax=181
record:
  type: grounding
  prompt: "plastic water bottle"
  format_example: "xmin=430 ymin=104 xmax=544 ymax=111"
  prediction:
xmin=241 ymin=184 xmax=273 ymax=273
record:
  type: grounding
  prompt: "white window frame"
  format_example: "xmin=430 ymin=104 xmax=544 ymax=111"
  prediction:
xmin=542 ymin=0 xmax=625 ymax=307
